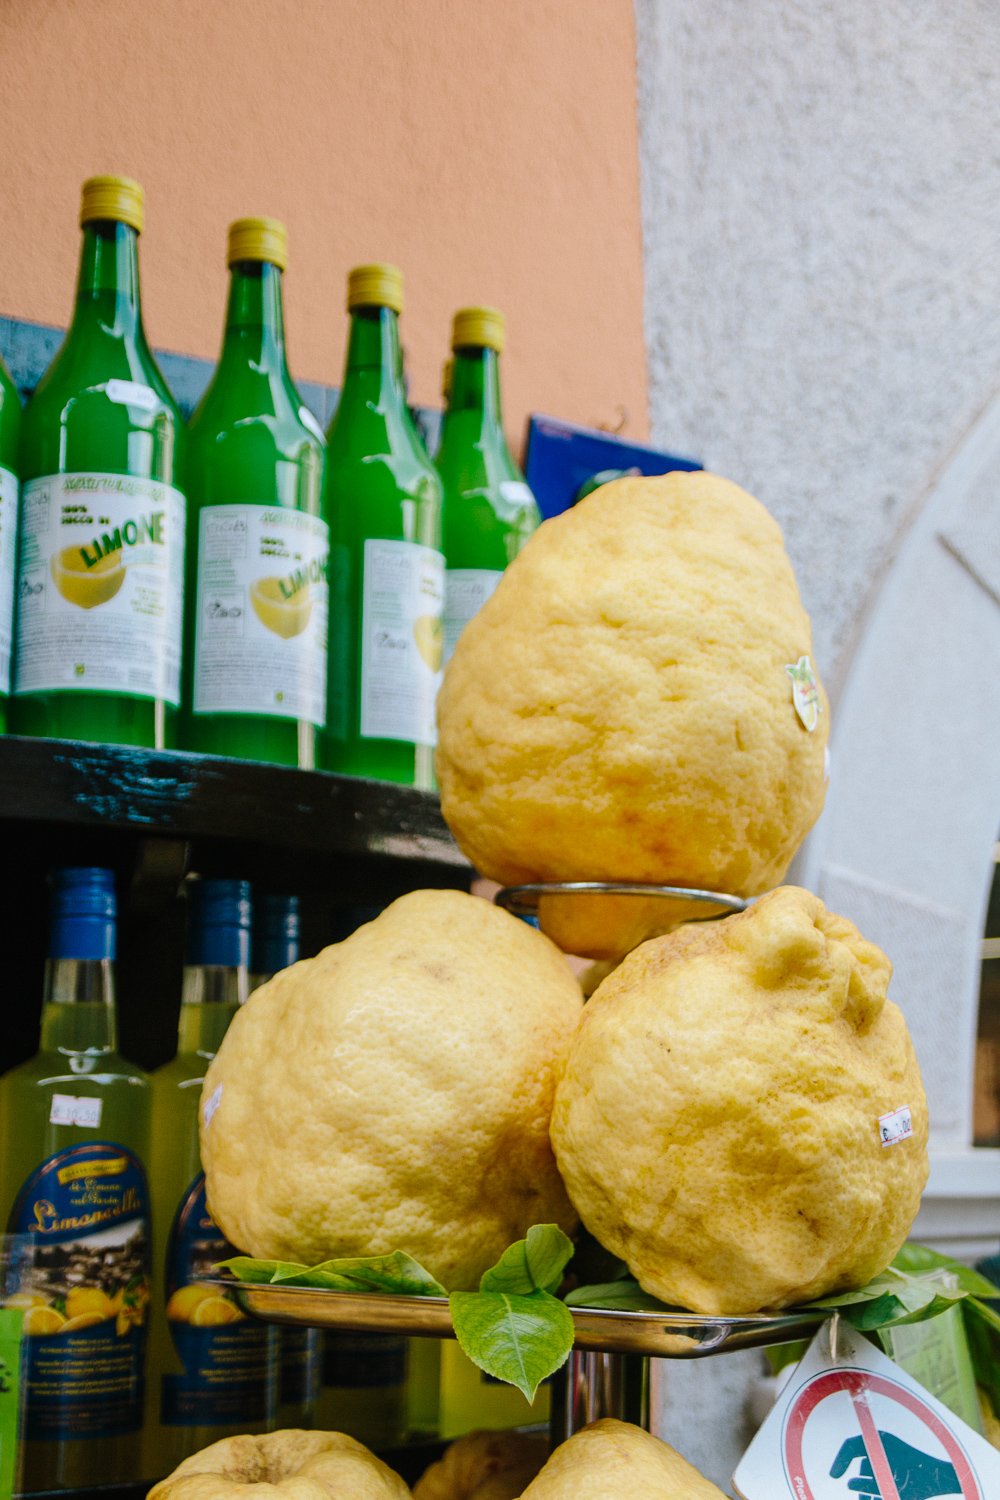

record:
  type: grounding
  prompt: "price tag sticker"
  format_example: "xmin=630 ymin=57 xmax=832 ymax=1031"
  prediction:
xmin=733 ymin=1317 xmax=1000 ymax=1499
xmin=878 ymin=1106 xmax=913 ymax=1147
xmin=105 ymin=378 xmax=160 ymax=411
xmin=49 ymin=1093 xmax=102 ymax=1128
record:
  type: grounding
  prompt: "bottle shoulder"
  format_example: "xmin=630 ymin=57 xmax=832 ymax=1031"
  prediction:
xmin=150 ymin=1054 xmax=210 ymax=1090
xmin=1 ymin=1050 xmax=151 ymax=1089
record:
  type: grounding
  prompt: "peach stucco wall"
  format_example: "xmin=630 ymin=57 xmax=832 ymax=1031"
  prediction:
xmin=0 ymin=0 xmax=648 ymax=444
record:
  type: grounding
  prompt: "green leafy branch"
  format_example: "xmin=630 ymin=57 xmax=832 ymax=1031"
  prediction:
xmin=218 ymin=1223 xmax=576 ymax=1401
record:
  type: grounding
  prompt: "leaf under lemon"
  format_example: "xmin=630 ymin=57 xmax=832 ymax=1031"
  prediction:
xmin=217 ymin=1250 xmax=446 ymax=1298
xmin=449 ymin=1287 xmax=574 ymax=1402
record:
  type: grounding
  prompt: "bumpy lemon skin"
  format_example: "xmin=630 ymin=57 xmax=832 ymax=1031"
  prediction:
xmin=200 ymin=890 xmax=582 ymax=1291
xmin=435 ymin=471 xmax=829 ymax=897
xmin=147 ymin=1429 xmax=410 ymax=1500
xmin=517 ymin=1420 xmax=726 ymax=1499
xmin=551 ymin=887 xmax=929 ymax=1316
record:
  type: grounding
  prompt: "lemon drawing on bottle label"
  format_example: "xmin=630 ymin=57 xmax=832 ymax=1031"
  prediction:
xmin=249 ymin=573 xmax=313 ymax=639
xmin=15 ymin=472 xmax=185 ymax=702
xmin=192 ymin=504 xmax=329 ymax=723
xmin=414 ymin=613 xmax=442 ymax=672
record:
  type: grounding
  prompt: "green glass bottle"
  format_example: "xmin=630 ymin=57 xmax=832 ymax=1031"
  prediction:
xmin=143 ymin=879 xmax=277 ymax=1479
xmin=181 ymin=219 xmax=328 ymax=768
xmin=436 ymin=307 xmax=539 ymax=664
xmin=11 ymin=176 xmax=186 ymax=749
xmin=319 ymin=265 xmax=444 ymax=789
xmin=0 ymin=868 xmax=152 ymax=1492
xmin=0 ymin=351 xmax=21 ymax=732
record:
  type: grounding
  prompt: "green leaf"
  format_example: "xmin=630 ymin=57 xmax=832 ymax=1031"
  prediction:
xmin=449 ymin=1287 xmax=574 ymax=1401
xmin=893 ymin=1243 xmax=1000 ymax=1300
xmin=215 ymin=1251 xmax=445 ymax=1297
xmin=275 ymin=1252 xmax=446 ymax=1297
xmin=564 ymin=1279 xmax=673 ymax=1312
xmin=480 ymin=1225 xmax=575 ymax=1297
xmin=216 ymin=1257 xmax=309 ymax=1283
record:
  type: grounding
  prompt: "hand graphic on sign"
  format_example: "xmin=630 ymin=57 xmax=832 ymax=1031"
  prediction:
xmin=830 ymin=1432 xmax=962 ymax=1497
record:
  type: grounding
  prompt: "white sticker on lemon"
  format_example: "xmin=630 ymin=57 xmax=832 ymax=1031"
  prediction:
xmin=878 ymin=1105 xmax=913 ymax=1147
xmin=360 ymin=537 xmax=444 ymax=746
xmin=786 ymin=654 xmax=823 ymax=731
xmin=192 ymin=504 xmax=329 ymax=725
xmin=203 ymin=1083 xmax=223 ymax=1127
xmin=14 ymin=472 xmax=185 ymax=702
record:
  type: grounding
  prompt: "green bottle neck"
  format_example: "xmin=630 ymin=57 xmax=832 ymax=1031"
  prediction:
xmin=176 ymin=965 xmax=247 ymax=1058
xmin=70 ymin=219 xmax=146 ymax=345
xmin=219 ymin=260 xmax=290 ymax=376
xmin=448 ymin=346 xmax=503 ymax=429
xmin=341 ymin=305 xmax=408 ymax=409
xmin=39 ymin=958 xmax=117 ymax=1057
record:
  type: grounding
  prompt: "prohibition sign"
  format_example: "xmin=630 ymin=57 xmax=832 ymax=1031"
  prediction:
xmin=783 ymin=1368 xmax=981 ymax=1500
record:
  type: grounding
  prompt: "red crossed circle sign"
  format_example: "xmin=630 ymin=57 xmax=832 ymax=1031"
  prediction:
xmin=782 ymin=1367 xmax=981 ymax=1500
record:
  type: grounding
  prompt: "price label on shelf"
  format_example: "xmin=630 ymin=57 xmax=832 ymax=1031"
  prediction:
xmin=732 ymin=1317 xmax=1000 ymax=1499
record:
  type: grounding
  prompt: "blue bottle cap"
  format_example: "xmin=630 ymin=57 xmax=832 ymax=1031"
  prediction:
xmin=186 ymin=879 xmax=252 ymax=968
xmin=49 ymin=867 xmax=117 ymax=961
xmin=253 ymin=893 xmax=300 ymax=975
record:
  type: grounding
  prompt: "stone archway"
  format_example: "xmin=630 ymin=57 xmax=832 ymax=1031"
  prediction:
xmin=799 ymin=394 xmax=1000 ymax=1256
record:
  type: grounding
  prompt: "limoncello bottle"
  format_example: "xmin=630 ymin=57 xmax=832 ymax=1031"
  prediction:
xmin=435 ymin=308 xmax=539 ymax=664
xmin=0 ymin=351 xmax=21 ymax=732
xmin=143 ymin=879 xmax=276 ymax=1479
xmin=0 ymin=867 xmax=152 ymax=1492
xmin=181 ymin=220 xmax=328 ymax=768
xmin=319 ymin=265 xmax=444 ymax=788
xmin=11 ymin=176 xmax=186 ymax=749
xmin=248 ymin=894 xmax=321 ymax=1429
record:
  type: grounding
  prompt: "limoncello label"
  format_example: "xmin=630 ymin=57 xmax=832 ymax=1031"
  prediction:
xmin=0 ymin=466 xmax=18 ymax=697
xmin=323 ymin=1332 xmax=407 ymax=1391
xmin=360 ymin=538 xmax=444 ymax=746
xmin=14 ymin=472 xmax=185 ymax=703
xmin=6 ymin=1141 xmax=150 ymax=1441
xmin=192 ymin=504 xmax=329 ymax=725
xmin=443 ymin=567 xmax=502 ymax=665
xmin=161 ymin=1174 xmax=275 ymax=1427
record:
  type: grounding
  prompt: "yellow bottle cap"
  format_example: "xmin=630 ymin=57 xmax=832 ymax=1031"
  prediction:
xmin=80 ymin=176 xmax=144 ymax=233
xmin=452 ymin=306 xmax=505 ymax=353
xmin=228 ymin=217 xmax=288 ymax=270
xmin=347 ymin=264 xmax=403 ymax=314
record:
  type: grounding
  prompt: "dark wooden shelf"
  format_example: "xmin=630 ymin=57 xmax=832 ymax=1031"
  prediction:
xmin=0 ymin=736 xmax=466 ymax=870
xmin=0 ymin=738 xmax=471 ymax=1076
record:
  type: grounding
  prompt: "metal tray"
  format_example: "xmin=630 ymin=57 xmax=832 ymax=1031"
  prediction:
xmin=493 ymin=881 xmax=747 ymax=919
xmin=213 ymin=1280 xmax=824 ymax=1358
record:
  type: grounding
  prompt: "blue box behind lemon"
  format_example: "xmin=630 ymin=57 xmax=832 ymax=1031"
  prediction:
xmin=524 ymin=414 xmax=702 ymax=521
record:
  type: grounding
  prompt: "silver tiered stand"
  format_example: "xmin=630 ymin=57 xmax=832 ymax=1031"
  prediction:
xmin=215 ymin=884 xmax=818 ymax=1452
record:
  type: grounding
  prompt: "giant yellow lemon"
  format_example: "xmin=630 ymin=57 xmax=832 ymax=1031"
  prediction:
xmin=250 ymin=576 xmax=312 ymax=639
xmin=518 ymin=1420 xmax=725 ymax=1498
xmin=551 ymin=887 xmax=929 ymax=1315
xmin=436 ymin=473 xmax=828 ymax=953
xmin=51 ymin=545 xmax=125 ymax=608
xmin=147 ymin=1429 xmax=411 ymax=1500
xmin=200 ymin=889 xmax=582 ymax=1291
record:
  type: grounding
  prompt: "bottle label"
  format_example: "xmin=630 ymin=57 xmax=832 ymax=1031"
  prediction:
xmin=360 ymin=538 xmax=444 ymax=745
xmin=323 ymin=1332 xmax=407 ymax=1390
xmin=14 ymin=472 xmax=185 ymax=703
xmin=193 ymin=504 xmax=329 ymax=725
xmin=5 ymin=1141 xmax=151 ymax=1441
xmin=443 ymin=568 xmax=502 ymax=664
xmin=0 ymin=466 xmax=18 ymax=697
xmin=161 ymin=1173 xmax=274 ymax=1427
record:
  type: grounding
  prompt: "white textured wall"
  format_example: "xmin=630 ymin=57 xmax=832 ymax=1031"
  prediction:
xmin=636 ymin=0 xmax=1000 ymax=684
xmin=637 ymin=4 xmax=1000 ymax=1490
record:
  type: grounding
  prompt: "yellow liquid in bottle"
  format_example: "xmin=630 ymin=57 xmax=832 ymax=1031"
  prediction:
xmin=142 ymin=972 xmax=276 ymax=1479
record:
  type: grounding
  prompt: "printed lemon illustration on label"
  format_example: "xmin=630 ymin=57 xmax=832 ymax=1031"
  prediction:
xmin=166 ymin=1282 xmax=244 ymax=1326
xmin=414 ymin=613 xmax=443 ymax=672
xmin=250 ymin=575 xmax=313 ymax=639
xmin=22 ymin=1305 xmax=65 ymax=1337
xmin=51 ymin=545 xmax=126 ymax=609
